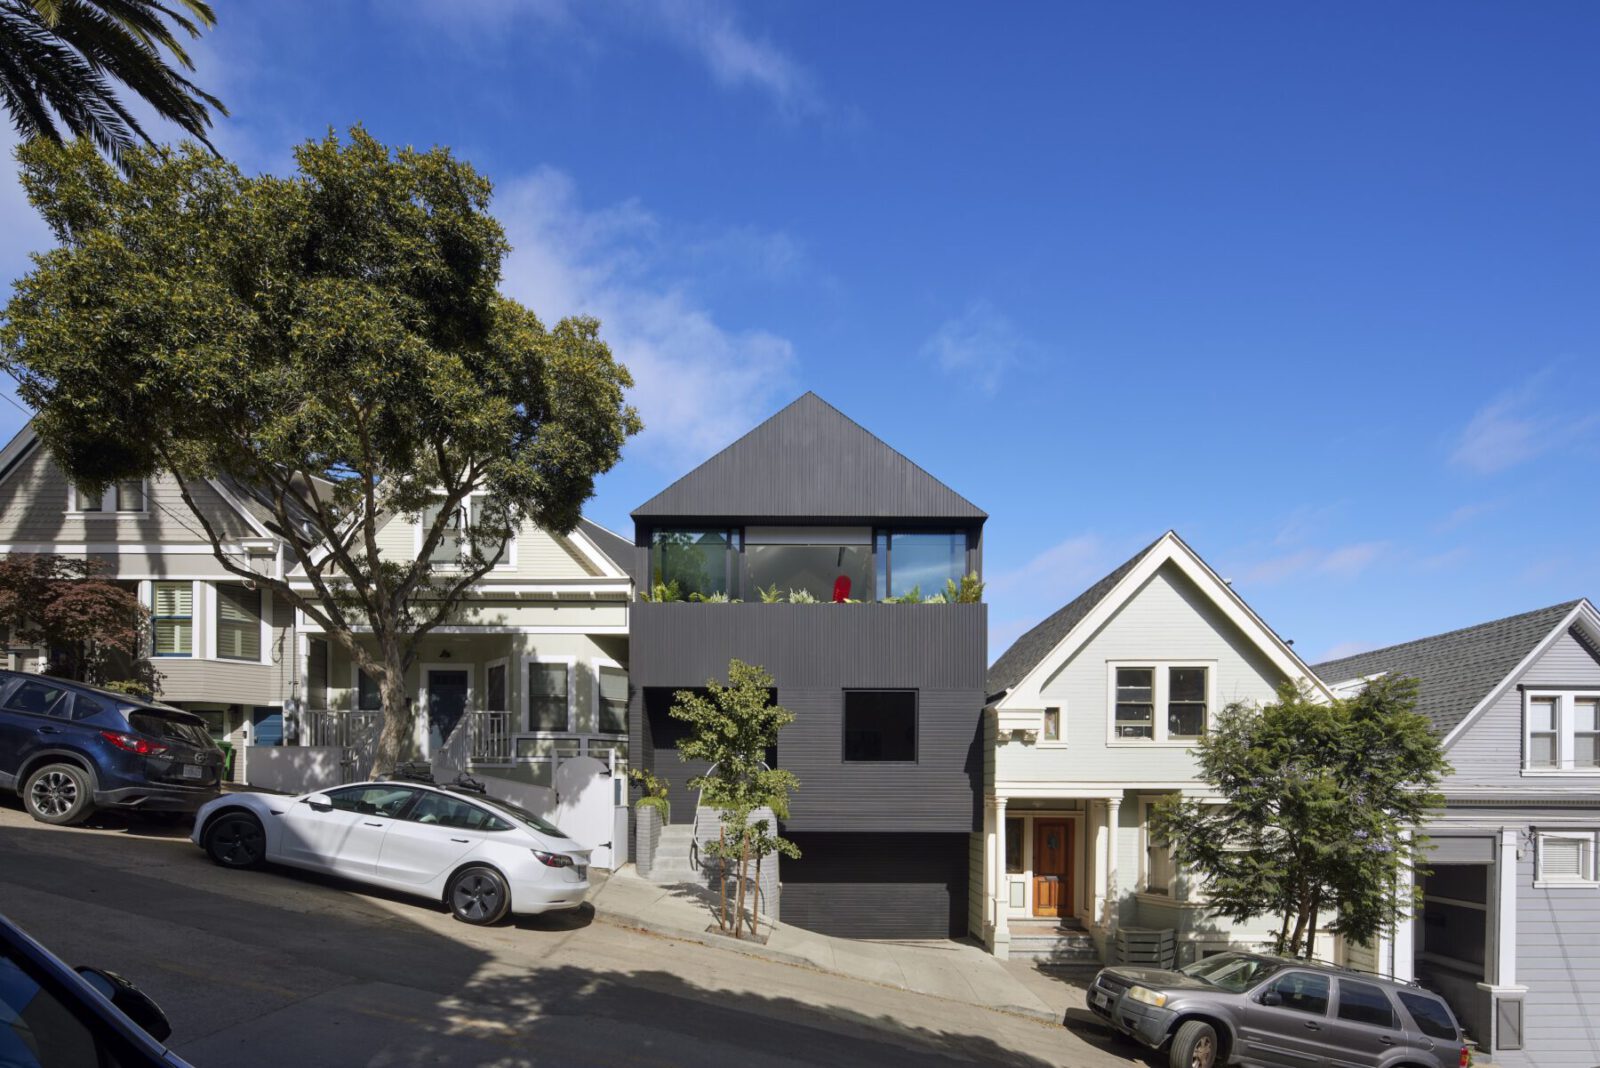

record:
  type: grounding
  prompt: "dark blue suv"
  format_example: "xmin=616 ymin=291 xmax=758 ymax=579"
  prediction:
xmin=0 ymin=670 xmax=224 ymax=825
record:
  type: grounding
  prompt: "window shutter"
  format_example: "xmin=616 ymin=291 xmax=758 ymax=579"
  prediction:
xmin=1541 ymin=836 xmax=1590 ymax=881
xmin=154 ymin=583 xmax=192 ymax=617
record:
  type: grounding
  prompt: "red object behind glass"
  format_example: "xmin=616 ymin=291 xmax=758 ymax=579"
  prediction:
xmin=832 ymin=576 xmax=851 ymax=603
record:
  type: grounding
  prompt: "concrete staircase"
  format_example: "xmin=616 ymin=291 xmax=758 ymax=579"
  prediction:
xmin=1007 ymin=919 xmax=1100 ymax=964
xmin=644 ymin=824 xmax=705 ymax=886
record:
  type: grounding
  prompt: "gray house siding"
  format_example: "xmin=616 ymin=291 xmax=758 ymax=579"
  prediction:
xmin=1446 ymin=628 xmax=1600 ymax=791
xmin=1513 ymin=846 xmax=1600 ymax=1068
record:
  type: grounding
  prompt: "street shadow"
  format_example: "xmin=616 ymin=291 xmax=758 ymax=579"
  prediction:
xmin=1060 ymin=1006 xmax=1163 ymax=1066
xmin=0 ymin=791 xmax=195 ymax=838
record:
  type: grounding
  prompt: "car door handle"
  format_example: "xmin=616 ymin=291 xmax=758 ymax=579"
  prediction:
xmin=450 ymin=838 xmax=470 ymax=843
xmin=36 ymin=726 xmax=61 ymax=734
xmin=1303 ymin=1021 xmax=1321 ymax=1030
xmin=363 ymin=821 xmax=385 ymax=827
xmin=1379 ymin=1036 xmax=1396 ymax=1046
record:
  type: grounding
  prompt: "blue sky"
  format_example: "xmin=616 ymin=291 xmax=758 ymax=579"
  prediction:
xmin=2 ymin=2 xmax=1597 ymax=663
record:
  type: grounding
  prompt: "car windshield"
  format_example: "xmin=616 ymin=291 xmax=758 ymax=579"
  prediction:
xmin=1177 ymin=953 xmax=1281 ymax=992
xmin=474 ymin=795 xmax=569 ymax=839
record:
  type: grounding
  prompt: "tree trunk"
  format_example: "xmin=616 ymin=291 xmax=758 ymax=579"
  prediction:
xmin=753 ymin=852 xmax=763 ymax=940
xmin=1287 ymin=884 xmax=1313 ymax=957
xmin=370 ymin=633 xmax=412 ymax=777
xmin=1305 ymin=887 xmax=1322 ymax=961
xmin=718 ymin=827 xmax=728 ymax=933
xmin=734 ymin=835 xmax=750 ymax=939
xmin=1277 ymin=908 xmax=1294 ymax=956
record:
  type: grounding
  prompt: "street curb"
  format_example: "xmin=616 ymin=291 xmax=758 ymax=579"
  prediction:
xmin=590 ymin=907 xmax=1062 ymax=1026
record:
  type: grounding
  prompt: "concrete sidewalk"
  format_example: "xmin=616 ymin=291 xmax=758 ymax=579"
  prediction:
xmin=587 ymin=866 xmax=1058 ymax=1022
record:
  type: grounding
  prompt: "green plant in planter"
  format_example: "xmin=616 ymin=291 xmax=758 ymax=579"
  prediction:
xmin=689 ymin=591 xmax=733 ymax=603
xmin=944 ymin=572 xmax=985 ymax=604
xmin=885 ymin=585 xmax=922 ymax=604
xmin=630 ymin=767 xmax=670 ymax=820
xmin=787 ymin=588 xmax=818 ymax=604
xmin=757 ymin=584 xmax=784 ymax=604
xmin=643 ymin=578 xmax=683 ymax=603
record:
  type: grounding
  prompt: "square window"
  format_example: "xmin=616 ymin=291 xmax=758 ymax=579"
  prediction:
xmin=843 ymin=690 xmax=916 ymax=762
xmin=1537 ymin=833 xmax=1597 ymax=884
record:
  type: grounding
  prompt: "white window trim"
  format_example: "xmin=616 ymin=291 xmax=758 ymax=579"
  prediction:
xmin=209 ymin=581 xmax=271 ymax=665
xmin=66 ymin=479 xmax=150 ymax=517
xmin=1139 ymin=795 xmax=1177 ymax=897
xmin=1106 ymin=660 xmax=1217 ymax=746
xmin=1521 ymin=690 xmax=1600 ymax=776
xmin=483 ymin=656 xmax=511 ymax=714
xmin=589 ymin=656 xmax=629 ymax=738
xmin=521 ymin=654 xmax=576 ymax=734
xmin=412 ymin=493 xmax=518 ymax=573
xmin=1533 ymin=831 xmax=1599 ymax=888
xmin=1036 ymin=704 xmax=1067 ymax=748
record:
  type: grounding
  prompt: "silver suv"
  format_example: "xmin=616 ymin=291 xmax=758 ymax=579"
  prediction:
xmin=1083 ymin=951 xmax=1468 ymax=1068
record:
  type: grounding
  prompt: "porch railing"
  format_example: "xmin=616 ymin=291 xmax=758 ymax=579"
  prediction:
xmin=304 ymin=709 xmax=382 ymax=747
xmin=469 ymin=710 xmax=516 ymax=765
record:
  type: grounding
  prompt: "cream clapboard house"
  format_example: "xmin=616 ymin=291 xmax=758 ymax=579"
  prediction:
xmin=0 ymin=422 xmax=635 ymax=818
xmin=978 ymin=531 xmax=1333 ymax=963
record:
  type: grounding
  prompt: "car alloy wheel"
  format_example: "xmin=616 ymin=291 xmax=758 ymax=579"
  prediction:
xmin=1190 ymin=1034 xmax=1215 ymax=1068
xmin=208 ymin=815 xmax=265 ymax=868
xmin=449 ymin=868 xmax=508 ymax=925
xmin=29 ymin=770 xmax=78 ymax=818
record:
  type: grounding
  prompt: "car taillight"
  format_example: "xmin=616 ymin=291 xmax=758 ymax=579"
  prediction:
xmin=1459 ymin=1046 xmax=1471 ymax=1068
xmin=532 ymin=849 xmax=573 ymax=868
xmin=100 ymin=731 xmax=168 ymax=756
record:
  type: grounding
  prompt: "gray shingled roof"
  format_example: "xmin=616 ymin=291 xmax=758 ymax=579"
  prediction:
xmin=986 ymin=536 xmax=1165 ymax=697
xmin=578 ymin=517 xmax=635 ymax=579
xmin=633 ymin=392 xmax=985 ymax=521
xmin=1312 ymin=600 xmax=1582 ymax=736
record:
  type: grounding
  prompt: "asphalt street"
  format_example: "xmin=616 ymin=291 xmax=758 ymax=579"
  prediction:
xmin=0 ymin=800 xmax=1140 ymax=1067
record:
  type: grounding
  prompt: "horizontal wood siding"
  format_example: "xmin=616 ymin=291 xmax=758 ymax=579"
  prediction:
xmin=0 ymin=448 xmax=255 ymax=543
xmin=1446 ymin=628 xmax=1600 ymax=792
xmin=370 ymin=513 xmax=602 ymax=579
xmin=1509 ymin=846 xmax=1600 ymax=1068
xmin=781 ymin=832 xmax=970 ymax=938
xmin=155 ymin=591 xmax=298 ymax=706
xmin=997 ymin=562 xmax=1288 ymax=785
xmin=630 ymin=602 xmax=985 ymax=834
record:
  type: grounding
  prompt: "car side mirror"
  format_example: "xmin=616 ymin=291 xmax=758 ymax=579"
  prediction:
xmin=76 ymin=967 xmax=172 ymax=1043
xmin=301 ymin=793 xmax=334 ymax=812
xmin=1260 ymin=990 xmax=1283 ymax=1008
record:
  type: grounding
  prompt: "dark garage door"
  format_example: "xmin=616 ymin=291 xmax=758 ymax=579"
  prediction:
xmin=781 ymin=832 xmax=969 ymax=939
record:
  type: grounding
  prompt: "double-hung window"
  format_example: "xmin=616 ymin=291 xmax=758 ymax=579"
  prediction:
xmin=597 ymin=665 xmax=628 ymax=735
xmin=1142 ymin=798 xmax=1175 ymax=895
xmin=216 ymin=584 xmax=262 ymax=661
xmin=527 ymin=662 xmax=570 ymax=733
xmin=152 ymin=582 xmax=193 ymax=657
xmin=1110 ymin=663 xmax=1211 ymax=743
xmin=115 ymin=479 xmax=145 ymax=512
xmin=1524 ymin=691 xmax=1600 ymax=773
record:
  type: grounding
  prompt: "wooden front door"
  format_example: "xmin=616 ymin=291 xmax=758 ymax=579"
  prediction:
xmin=1033 ymin=819 xmax=1072 ymax=917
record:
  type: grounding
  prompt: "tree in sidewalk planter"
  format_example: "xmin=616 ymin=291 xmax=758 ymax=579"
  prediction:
xmin=669 ymin=659 xmax=800 ymax=940
xmin=0 ymin=555 xmax=158 ymax=696
xmin=1148 ymin=676 xmax=1448 ymax=959
xmin=2 ymin=130 xmax=640 ymax=774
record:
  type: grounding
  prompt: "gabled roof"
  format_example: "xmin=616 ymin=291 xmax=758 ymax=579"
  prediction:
xmin=578 ymin=517 xmax=634 ymax=579
xmin=987 ymin=536 xmax=1163 ymax=696
xmin=988 ymin=531 xmax=1328 ymax=707
xmin=632 ymin=392 xmax=985 ymax=522
xmin=1312 ymin=600 xmax=1588 ymax=738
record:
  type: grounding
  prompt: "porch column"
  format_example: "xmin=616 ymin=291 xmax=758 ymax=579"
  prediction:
xmin=1484 ymin=827 xmax=1521 ymax=989
xmin=1092 ymin=802 xmax=1108 ymax=926
xmin=1389 ymin=831 xmax=1416 ymax=982
xmin=992 ymin=797 xmax=1010 ymax=957
xmin=1104 ymin=796 xmax=1122 ymax=932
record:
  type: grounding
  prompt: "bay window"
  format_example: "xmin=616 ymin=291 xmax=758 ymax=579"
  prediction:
xmin=215 ymin=583 xmax=262 ymax=661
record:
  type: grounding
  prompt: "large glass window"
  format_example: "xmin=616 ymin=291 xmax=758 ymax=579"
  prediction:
xmin=528 ymin=662 xmax=570 ymax=732
xmin=1114 ymin=668 xmax=1154 ymax=739
xmin=598 ymin=665 xmax=628 ymax=734
xmin=875 ymin=530 xmax=968 ymax=600
xmin=153 ymin=582 xmax=193 ymax=656
xmin=650 ymin=529 xmax=736 ymax=599
xmin=216 ymin=583 xmax=262 ymax=661
xmin=746 ymin=528 xmax=872 ymax=602
xmin=843 ymin=690 xmax=916 ymax=762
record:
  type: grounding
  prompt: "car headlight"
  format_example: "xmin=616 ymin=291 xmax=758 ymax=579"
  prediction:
xmin=1127 ymin=986 xmax=1168 ymax=1008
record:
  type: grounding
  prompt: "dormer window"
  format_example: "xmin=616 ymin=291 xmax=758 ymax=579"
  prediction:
xmin=1525 ymin=690 xmax=1600 ymax=774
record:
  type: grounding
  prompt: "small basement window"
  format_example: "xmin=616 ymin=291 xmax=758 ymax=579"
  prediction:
xmin=843 ymin=690 xmax=916 ymax=762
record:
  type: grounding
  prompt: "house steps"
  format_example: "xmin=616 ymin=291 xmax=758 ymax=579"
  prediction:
xmin=644 ymin=824 xmax=706 ymax=886
xmin=1006 ymin=919 xmax=1100 ymax=964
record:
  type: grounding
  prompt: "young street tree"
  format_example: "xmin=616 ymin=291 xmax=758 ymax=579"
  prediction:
xmin=0 ymin=555 xmax=156 ymax=696
xmin=2 ymin=130 xmax=640 ymax=773
xmin=1149 ymin=677 xmax=1449 ymax=958
xmin=670 ymin=659 xmax=800 ymax=939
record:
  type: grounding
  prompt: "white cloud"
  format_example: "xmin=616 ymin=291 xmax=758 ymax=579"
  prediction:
xmin=921 ymin=300 xmax=1030 ymax=396
xmin=1318 ymin=541 xmax=1385 ymax=577
xmin=1234 ymin=541 xmax=1386 ymax=586
xmin=648 ymin=0 xmax=821 ymax=117
xmin=496 ymin=166 xmax=797 ymax=467
xmin=1451 ymin=369 xmax=1597 ymax=474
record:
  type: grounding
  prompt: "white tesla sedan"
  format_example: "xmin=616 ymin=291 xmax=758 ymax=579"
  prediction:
xmin=192 ymin=779 xmax=591 ymax=925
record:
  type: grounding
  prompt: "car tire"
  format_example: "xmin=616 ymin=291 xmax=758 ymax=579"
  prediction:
xmin=204 ymin=812 xmax=266 ymax=869
xmin=447 ymin=866 xmax=511 ymax=926
xmin=23 ymin=763 xmax=95 ymax=826
xmin=1169 ymin=1020 xmax=1219 ymax=1068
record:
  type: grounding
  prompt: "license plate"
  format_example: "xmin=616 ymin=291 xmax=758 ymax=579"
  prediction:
xmin=1091 ymin=991 xmax=1111 ymax=1009
xmin=181 ymin=764 xmax=205 ymax=780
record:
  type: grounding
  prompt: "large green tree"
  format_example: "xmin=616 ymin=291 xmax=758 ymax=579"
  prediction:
xmin=0 ymin=0 xmax=224 ymax=168
xmin=1149 ymin=677 xmax=1448 ymax=958
xmin=2 ymin=130 xmax=640 ymax=773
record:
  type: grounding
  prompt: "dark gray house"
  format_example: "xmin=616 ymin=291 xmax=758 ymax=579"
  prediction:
xmin=1315 ymin=599 xmax=1600 ymax=1068
xmin=627 ymin=393 xmax=988 ymax=938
